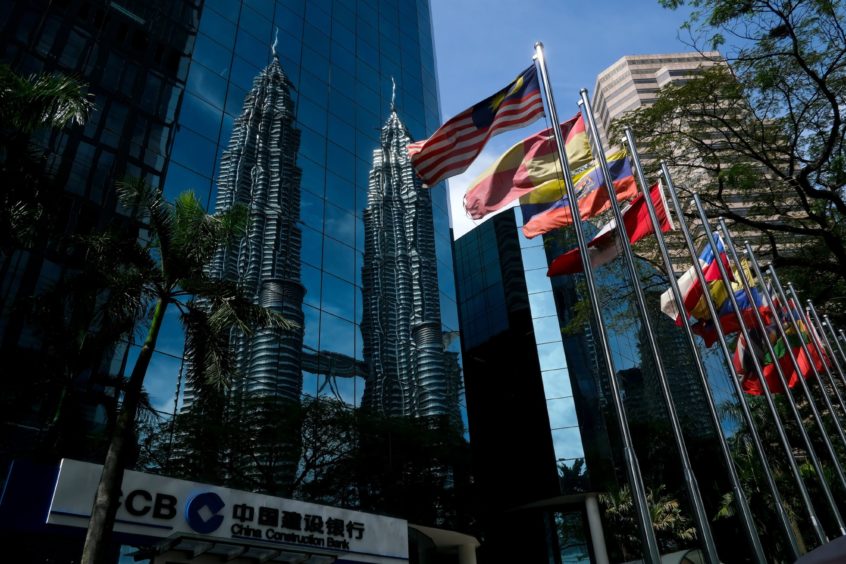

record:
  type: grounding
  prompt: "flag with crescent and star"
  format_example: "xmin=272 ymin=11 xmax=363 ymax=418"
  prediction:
xmin=407 ymin=65 xmax=544 ymax=187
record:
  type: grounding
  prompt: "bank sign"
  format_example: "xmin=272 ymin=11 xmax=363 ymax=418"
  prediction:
xmin=47 ymin=459 xmax=408 ymax=561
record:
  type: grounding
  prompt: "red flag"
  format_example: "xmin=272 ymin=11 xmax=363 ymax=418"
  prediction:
xmin=547 ymin=183 xmax=671 ymax=276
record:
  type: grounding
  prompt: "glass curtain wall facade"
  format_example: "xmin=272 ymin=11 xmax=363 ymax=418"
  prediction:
xmin=0 ymin=0 xmax=199 ymax=462
xmin=148 ymin=0 xmax=459 ymax=419
xmin=0 ymin=0 xmax=467 ymax=535
xmin=456 ymin=207 xmax=735 ymax=562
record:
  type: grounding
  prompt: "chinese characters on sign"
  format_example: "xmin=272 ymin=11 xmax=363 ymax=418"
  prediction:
xmin=230 ymin=502 xmax=365 ymax=550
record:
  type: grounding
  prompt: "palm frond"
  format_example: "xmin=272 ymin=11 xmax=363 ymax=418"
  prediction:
xmin=0 ymin=64 xmax=93 ymax=133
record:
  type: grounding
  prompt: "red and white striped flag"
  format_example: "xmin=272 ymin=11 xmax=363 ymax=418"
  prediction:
xmin=407 ymin=65 xmax=544 ymax=187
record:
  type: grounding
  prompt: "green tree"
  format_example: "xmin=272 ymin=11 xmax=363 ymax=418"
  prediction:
xmin=80 ymin=179 xmax=295 ymax=564
xmin=616 ymin=0 xmax=846 ymax=320
xmin=0 ymin=64 xmax=92 ymax=256
xmin=600 ymin=484 xmax=697 ymax=560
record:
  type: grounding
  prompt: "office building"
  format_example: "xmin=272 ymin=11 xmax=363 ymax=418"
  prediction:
xmin=592 ymin=51 xmax=721 ymax=148
xmin=455 ymin=209 xmax=739 ymax=562
xmin=0 ymin=0 xmax=472 ymax=561
xmin=0 ymin=0 xmax=199 ymax=462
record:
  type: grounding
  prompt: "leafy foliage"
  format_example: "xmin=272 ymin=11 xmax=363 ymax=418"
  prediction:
xmin=599 ymin=484 xmax=697 ymax=560
xmin=616 ymin=0 xmax=846 ymax=323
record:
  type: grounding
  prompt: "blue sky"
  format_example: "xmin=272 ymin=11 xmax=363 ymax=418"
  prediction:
xmin=430 ymin=0 xmax=697 ymax=237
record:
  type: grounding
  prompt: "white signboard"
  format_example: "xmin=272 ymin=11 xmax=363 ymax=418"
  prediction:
xmin=48 ymin=459 xmax=408 ymax=561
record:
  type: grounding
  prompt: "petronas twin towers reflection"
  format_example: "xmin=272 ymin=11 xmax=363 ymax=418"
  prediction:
xmin=183 ymin=53 xmax=459 ymax=432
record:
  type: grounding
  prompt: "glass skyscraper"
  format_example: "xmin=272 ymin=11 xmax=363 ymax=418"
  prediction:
xmin=0 ymin=0 xmax=465 ymax=535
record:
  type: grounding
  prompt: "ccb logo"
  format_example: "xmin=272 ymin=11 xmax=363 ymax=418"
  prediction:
xmin=185 ymin=492 xmax=225 ymax=534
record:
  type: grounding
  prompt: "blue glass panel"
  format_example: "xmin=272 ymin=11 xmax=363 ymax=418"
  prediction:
xmin=357 ymin=39 xmax=378 ymax=70
xmin=440 ymin=295 xmax=459 ymax=332
xmin=275 ymin=5 xmax=304 ymax=40
xmin=548 ymin=397 xmax=579 ymax=429
xmin=186 ymin=62 xmax=228 ymax=110
xmin=199 ymin=8 xmax=236 ymax=48
xmin=301 ymin=45 xmax=330 ymax=82
xmin=324 ymin=203 xmax=356 ymax=252
xmin=277 ymin=29 xmax=303 ymax=68
xmin=301 ymin=264 xmax=322 ymax=309
xmin=297 ymin=95 xmax=328 ymax=135
xmin=321 ymin=272 xmax=355 ymax=322
xmin=142 ymin=349 xmax=182 ymax=413
xmin=550 ymin=427 xmax=585 ymax=460
xmin=332 ymin=2 xmax=355 ymax=34
xmin=332 ymin=15 xmax=355 ymax=49
xmin=205 ymin=0 xmax=237 ymax=21
xmin=304 ymin=5 xmax=331 ymax=37
xmin=192 ymin=33 xmax=232 ymax=74
xmin=301 ymin=225 xmax=324 ymax=269
xmin=245 ymin=0 xmax=273 ymax=17
xmin=538 ymin=342 xmax=567 ymax=371
xmin=299 ymin=156 xmax=326 ymax=198
xmin=319 ymin=312 xmax=355 ymax=357
xmin=542 ymin=368 xmax=573 ymax=400
xmin=225 ymin=83 xmax=248 ymax=116
xmin=171 ymin=127 xmax=217 ymax=177
xmin=298 ymin=126 xmax=326 ymax=165
xmin=235 ymin=28 xmax=269 ymax=68
xmin=298 ymin=69 xmax=328 ymax=108
xmin=322 ymin=236 xmax=355 ymax=282
xmin=180 ymin=92 xmax=222 ymax=141
xmin=163 ymin=162 xmax=212 ymax=205
xmin=325 ymin=171 xmax=355 ymax=211
xmin=529 ymin=291 xmax=557 ymax=318
xmin=302 ymin=303 xmax=320 ymax=349
xmin=330 ymin=42 xmax=356 ymax=73
xmin=525 ymin=268 xmax=550 ymax=295
xmin=300 ymin=188 xmax=325 ymax=231
xmin=229 ymin=56 xmax=262 ymax=91
xmin=279 ymin=0 xmax=305 ymax=18
xmin=533 ymin=315 xmax=562 ymax=345
xmin=326 ymin=141 xmax=355 ymax=178
xmin=303 ymin=23 xmax=331 ymax=60
xmin=240 ymin=5 xmax=272 ymax=44
xmin=357 ymin=1 xmax=377 ymax=26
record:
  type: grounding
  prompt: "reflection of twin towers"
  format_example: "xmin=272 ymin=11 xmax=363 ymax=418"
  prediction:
xmin=183 ymin=52 xmax=459 ymax=421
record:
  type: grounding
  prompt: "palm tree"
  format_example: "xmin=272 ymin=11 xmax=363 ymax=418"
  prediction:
xmin=80 ymin=179 xmax=295 ymax=564
xmin=0 ymin=64 xmax=92 ymax=249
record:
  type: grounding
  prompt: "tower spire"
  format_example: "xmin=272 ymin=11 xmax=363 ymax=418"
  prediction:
xmin=271 ymin=27 xmax=279 ymax=58
xmin=390 ymin=77 xmax=396 ymax=112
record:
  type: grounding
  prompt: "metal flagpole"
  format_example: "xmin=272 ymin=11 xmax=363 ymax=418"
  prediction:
xmin=532 ymin=43 xmax=661 ymax=563
xmin=741 ymin=244 xmax=846 ymax=510
xmin=716 ymin=220 xmax=839 ymax=539
xmin=576 ymin=92 xmax=719 ymax=563
xmin=775 ymin=274 xmax=846 ymax=449
xmin=661 ymin=166 xmax=801 ymax=558
xmin=789 ymin=286 xmax=846 ymax=419
xmin=692 ymin=197 xmax=826 ymax=546
xmin=623 ymin=131 xmax=765 ymax=562
xmin=806 ymin=303 xmax=846 ymax=389
xmin=829 ymin=322 xmax=846 ymax=376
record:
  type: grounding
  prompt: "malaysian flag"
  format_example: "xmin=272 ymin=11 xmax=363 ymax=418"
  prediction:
xmin=407 ymin=65 xmax=544 ymax=187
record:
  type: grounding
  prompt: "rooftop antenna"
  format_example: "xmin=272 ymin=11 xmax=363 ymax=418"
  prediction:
xmin=271 ymin=27 xmax=279 ymax=57
xmin=390 ymin=77 xmax=396 ymax=112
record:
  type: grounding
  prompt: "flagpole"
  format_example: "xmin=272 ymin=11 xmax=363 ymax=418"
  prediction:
xmin=576 ymin=90 xmax=720 ymax=563
xmin=660 ymin=166 xmax=801 ymax=558
xmin=827 ymin=320 xmax=846 ymax=379
xmin=806 ymin=303 xmax=846 ymax=392
xmin=791 ymin=287 xmax=846 ymax=418
xmin=692 ymin=197 xmax=827 ymax=546
xmin=717 ymin=220 xmax=839 ymax=539
xmin=775 ymin=274 xmax=846 ymax=448
xmin=741 ymin=243 xmax=846 ymax=510
xmin=532 ymin=43 xmax=661 ymax=563
xmin=622 ymin=130 xmax=755 ymax=562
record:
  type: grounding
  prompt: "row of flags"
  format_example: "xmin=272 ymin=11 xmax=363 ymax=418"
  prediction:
xmin=406 ymin=56 xmax=846 ymax=560
xmin=407 ymin=61 xmax=830 ymax=401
